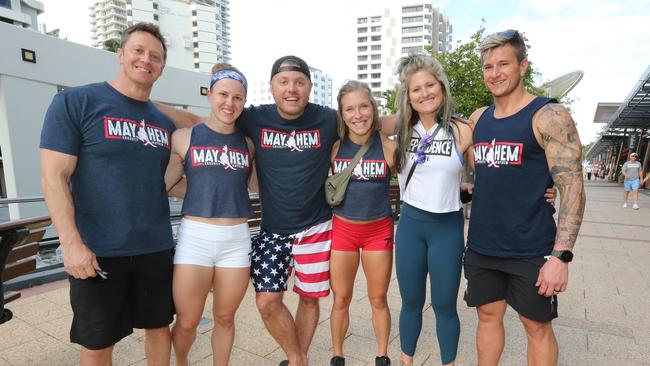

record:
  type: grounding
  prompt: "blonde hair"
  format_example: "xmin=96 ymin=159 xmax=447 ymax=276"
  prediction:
xmin=479 ymin=30 xmax=527 ymax=63
xmin=336 ymin=80 xmax=380 ymax=140
xmin=394 ymin=54 xmax=453 ymax=173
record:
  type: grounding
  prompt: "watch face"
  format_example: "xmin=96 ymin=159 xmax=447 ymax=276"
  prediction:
xmin=560 ymin=251 xmax=574 ymax=262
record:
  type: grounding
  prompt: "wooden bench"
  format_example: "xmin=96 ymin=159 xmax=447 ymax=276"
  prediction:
xmin=0 ymin=216 xmax=51 ymax=324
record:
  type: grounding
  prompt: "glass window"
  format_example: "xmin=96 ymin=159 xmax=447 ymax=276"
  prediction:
xmin=402 ymin=16 xmax=423 ymax=23
xmin=402 ymin=5 xmax=423 ymax=13
xmin=402 ymin=36 xmax=422 ymax=44
xmin=402 ymin=26 xmax=422 ymax=34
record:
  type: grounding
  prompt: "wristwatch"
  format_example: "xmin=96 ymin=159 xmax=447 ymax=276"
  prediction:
xmin=550 ymin=250 xmax=574 ymax=263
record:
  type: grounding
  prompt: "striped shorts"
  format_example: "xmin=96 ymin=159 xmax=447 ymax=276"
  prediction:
xmin=250 ymin=219 xmax=332 ymax=298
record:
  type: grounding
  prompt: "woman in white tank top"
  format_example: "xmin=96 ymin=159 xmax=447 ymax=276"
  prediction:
xmin=392 ymin=54 xmax=474 ymax=366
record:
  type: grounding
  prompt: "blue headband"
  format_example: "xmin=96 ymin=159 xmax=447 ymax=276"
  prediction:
xmin=209 ymin=69 xmax=248 ymax=93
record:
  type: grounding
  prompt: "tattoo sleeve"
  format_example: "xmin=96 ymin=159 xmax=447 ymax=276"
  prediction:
xmin=536 ymin=104 xmax=586 ymax=251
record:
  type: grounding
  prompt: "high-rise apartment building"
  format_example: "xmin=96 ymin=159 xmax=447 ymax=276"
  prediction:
xmin=0 ymin=0 xmax=43 ymax=29
xmin=355 ymin=2 xmax=452 ymax=107
xmin=89 ymin=0 xmax=230 ymax=73
xmin=247 ymin=67 xmax=333 ymax=108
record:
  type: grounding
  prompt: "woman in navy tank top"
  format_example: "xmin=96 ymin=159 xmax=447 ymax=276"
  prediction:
xmin=164 ymin=64 xmax=255 ymax=366
xmin=327 ymin=81 xmax=395 ymax=366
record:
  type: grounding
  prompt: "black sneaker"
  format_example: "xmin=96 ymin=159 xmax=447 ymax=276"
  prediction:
xmin=330 ymin=356 xmax=346 ymax=366
xmin=375 ymin=355 xmax=391 ymax=366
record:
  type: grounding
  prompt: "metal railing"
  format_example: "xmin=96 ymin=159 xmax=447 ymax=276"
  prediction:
xmin=0 ymin=197 xmax=45 ymax=205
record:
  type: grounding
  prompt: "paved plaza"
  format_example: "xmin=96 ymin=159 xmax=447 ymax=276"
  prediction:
xmin=1 ymin=181 xmax=649 ymax=365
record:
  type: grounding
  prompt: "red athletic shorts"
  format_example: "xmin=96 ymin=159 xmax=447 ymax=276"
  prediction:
xmin=331 ymin=215 xmax=394 ymax=251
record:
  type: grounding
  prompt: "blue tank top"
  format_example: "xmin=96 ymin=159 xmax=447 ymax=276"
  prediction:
xmin=181 ymin=123 xmax=253 ymax=218
xmin=332 ymin=133 xmax=392 ymax=220
xmin=468 ymin=97 xmax=557 ymax=258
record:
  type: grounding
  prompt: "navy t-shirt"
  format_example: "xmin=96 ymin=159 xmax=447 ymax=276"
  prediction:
xmin=40 ymin=82 xmax=175 ymax=257
xmin=237 ymin=103 xmax=338 ymax=233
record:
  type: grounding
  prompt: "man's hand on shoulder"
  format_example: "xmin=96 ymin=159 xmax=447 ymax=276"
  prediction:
xmin=468 ymin=106 xmax=489 ymax=127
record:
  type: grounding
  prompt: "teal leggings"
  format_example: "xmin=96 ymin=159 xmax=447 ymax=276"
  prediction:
xmin=395 ymin=203 xmax=464 ymax=364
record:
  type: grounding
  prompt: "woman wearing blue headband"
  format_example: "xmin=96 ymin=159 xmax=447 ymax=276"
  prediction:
xmin=164 ymin=63 xmax=255 ymax=366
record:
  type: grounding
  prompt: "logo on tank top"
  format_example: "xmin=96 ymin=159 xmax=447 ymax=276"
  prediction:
xmin=260 ymin=129 xmax=321 ymax=151
xmin=473 ymin=139 xmax=523 ymax=167
xmin=104 ymin=117 xmax=170 ymax=149
xmin=190 ymin=145 xmax=250 ymax=170
xmin=408 ymin=137 xmax=453 ymax=160
xmin=332 ymin=158 xmax=387 ymax=180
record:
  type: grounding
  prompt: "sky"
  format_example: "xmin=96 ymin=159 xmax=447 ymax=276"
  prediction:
xmin=38 ymin=0 xmax=650 ymax=144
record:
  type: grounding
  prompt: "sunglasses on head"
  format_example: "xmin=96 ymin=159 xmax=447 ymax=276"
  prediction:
xmin=497 ymin=29 xmax=520 ymax=39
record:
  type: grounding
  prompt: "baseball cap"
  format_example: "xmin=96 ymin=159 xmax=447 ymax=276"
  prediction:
xmin=270 ymin=55 xmax=311 ymax=81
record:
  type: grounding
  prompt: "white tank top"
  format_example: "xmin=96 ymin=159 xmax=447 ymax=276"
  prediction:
xmin=397 ymin=121 xmax=464 ymax=213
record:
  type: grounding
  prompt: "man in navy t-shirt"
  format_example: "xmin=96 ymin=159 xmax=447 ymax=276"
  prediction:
xmin=463 ymin=30 xmax=586 ymax=365
xmin=40 ymin=23 xmax=175 ymax=365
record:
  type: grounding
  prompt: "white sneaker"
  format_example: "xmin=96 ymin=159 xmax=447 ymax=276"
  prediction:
xmin=623 ymin=203 xmax=628 ymax=208
xmin=633 ymin=203 xmax=639 ymax=210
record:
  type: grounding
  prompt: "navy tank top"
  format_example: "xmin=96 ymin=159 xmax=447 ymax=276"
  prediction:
xmin=181 ymin=123 xmax=253 ymax=218
xmin=332 ymin=133 xmax=392 ymax=220
xmin=468 ymin=97 xmax=557 ymax=258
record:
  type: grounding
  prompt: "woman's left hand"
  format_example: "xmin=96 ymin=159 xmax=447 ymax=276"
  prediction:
xmin=545 ymin=187 xmax=557 ymax=204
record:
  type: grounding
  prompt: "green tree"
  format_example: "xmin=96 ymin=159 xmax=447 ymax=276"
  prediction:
xmin=103 ymin=38 xmax=121 ymax=53
xmin=382 ymin=88 xmax=398 ymax=114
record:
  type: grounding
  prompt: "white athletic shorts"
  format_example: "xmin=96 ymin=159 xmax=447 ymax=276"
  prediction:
xmin=174 ymin=218 xmax=252 ymax=268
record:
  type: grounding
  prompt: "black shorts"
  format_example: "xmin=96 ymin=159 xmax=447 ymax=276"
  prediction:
xmin=69 ymin=249 xmax=175 ymax=350
xmin=463 ymin=249 xmax=558 ymax=323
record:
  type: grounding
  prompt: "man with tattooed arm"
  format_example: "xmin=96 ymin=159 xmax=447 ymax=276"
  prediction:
xmin=463 ymin=29 xmax=585 ymax=365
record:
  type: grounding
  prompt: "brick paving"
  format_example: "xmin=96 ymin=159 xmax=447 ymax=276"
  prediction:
xmin=1 ymin=181 xmax=649 ymax=365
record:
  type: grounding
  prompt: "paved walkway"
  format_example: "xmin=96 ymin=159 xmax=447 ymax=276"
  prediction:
xmin=1 ymin=181 xmax=649 ymax=365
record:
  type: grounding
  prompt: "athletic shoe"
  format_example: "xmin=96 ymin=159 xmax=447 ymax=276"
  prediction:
xmin=278 ymin=361 xmax=289 ymax=366
xmin=623 ymin=203 xmax=628 ymax=208
xmin=633 ymin=203 xmax=639 ymax=210
xmin=330 ymin=356 xmax=345 ymax=366
xmin=376 ymin=355 xmax=392 ymax=366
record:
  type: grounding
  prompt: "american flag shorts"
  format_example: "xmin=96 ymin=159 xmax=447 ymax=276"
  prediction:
xmin=250 ymin=219 xmax=332 ymax=298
